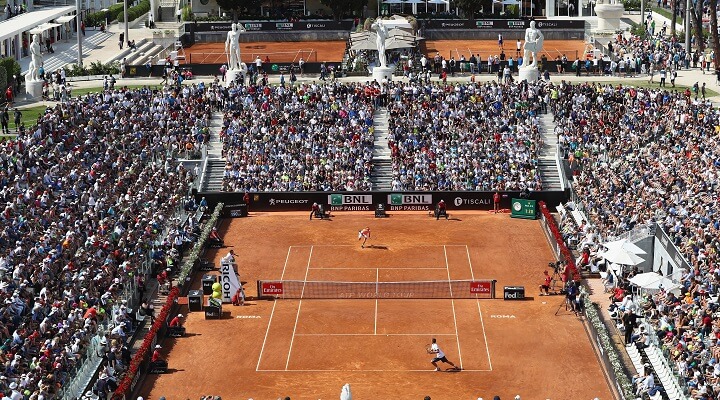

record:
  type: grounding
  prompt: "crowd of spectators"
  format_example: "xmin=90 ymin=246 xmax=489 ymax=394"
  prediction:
xmin=218 ymin=79 xmax=549 ymax=192
xmin=0 ymin=78 xmax=220 ymax=399
xmin=386 ymin=80 xmax=546 ymax=191
xmin=552 ymin=80 xmax=720 ymax=397
xmin=220 ymin=81 xmax=377 ymax=192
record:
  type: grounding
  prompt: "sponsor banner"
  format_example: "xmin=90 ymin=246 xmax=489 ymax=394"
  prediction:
xmin=424 ymin=19 xmax=585 ymax=30
xmin=223 ymin=203 xmax=248 ymax=218
xmin=470 ymin=281 xmax=492 ymax=294
xmin=198 ymin=190 xmax=567 ymax=212
xmin=328 ymin=194 xmax=372 ymax=211
xmin=220 ymin=262 xmax=242 ymax=303
xmin=193 ymin=20 xmax=353 ymax=32
xmin=388 ymin=193 xmax=433 ymax=211
xmin=261 ymin=282 xmax=284 ymax=296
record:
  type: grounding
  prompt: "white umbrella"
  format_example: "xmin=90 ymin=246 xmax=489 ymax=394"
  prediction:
xmin=404 ymin=0 xmax=425 ymax=3
xmin=599 ymin=247 xmax=645 ymax=266
xmin=383 ymin=0 xmax=403 ymax=3
xmin=386 ymin=37 xmax=416 ymax=49
xmin=628 ymin=272 xmax=680 ymax=292
xmin=501 ymin=0 xmax=520 ymax=4
xmin=601 ymin=239 xmax=647 ymax=255
xmin=427 ymin=0 xmax=446 ymax=3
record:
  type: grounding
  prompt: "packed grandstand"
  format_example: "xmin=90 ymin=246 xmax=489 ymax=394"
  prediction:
xmin=2 ymin=23 xmax=720 ymax=398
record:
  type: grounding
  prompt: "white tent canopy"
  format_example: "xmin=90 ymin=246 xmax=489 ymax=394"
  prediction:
xmin=629 ymin=272 xmax=681 ymax=293
xmin=55 ymin=15 xmax=76 ymax=24
xmin=29 ymin=22 xmax=61 ymax=35
xmin=602 ymin=238 xmax=647 ymax=255
xmin=599 ymin=247 xmax=645 ymax=266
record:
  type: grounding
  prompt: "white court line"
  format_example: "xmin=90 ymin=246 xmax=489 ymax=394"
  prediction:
xmin=256 ymin=246 xmax=294 ymax=371
xmin=443 ymin=245 xmax=463 ymax=369
xmin=294 ymin=333 xmax=457 ymax=336
xmin=467 ymin=245 xmax=493 ymax=371
xmin=290 ymin=244 xmax=469 ymax=247
xmin=285 ymin=245 xmax=313 ymax=371
xmin=374 ymin=268 xmax=379 ymax=335
xmin=307 ymin=267 xmax=447 ymax=270
xmin=257 ymin=369 xmax=492 ymax=372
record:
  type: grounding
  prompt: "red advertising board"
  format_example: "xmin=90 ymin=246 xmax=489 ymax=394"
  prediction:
xmin=261 ymin=282 xmax=284 ymax=295
xmin=470 ymin=281 xmax=491 ymax=294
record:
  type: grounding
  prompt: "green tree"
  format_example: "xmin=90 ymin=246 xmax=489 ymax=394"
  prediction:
xmin=710 ymin=0 xmax=719 ymax=71
xmin=0 ymin=58 xmax=20 ymax=82
xmin=688 ymin=0 xmax=705 ymax=51
xmin=318 ymin=0 xmax=367 ymax=21
xmin=453 ymin=0 xmax=483 ymax=18
xmin=214 ymin=0 xmax=261 ymax=21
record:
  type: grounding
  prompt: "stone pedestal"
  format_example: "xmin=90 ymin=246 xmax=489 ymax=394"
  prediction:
xmin=25 ymin=79 xmax=43 ymax=98
xmin=518 ymin=66 xmax=539 ymax=83
xmin=224 ymin=65 xmax=248 ymax=87
xmin=371 ymin=65 xmax=395 ymax=82
xmin=595 ymin=3 xmax=625 ymax=33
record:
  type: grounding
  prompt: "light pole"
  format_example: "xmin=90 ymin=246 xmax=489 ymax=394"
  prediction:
xmin=685 ymin=0 xmax=690 ymax=52
xmin=76 ymin=0 xmax=83 ymax=66
xmin=123 ymin=0 xmax=129 ymax=49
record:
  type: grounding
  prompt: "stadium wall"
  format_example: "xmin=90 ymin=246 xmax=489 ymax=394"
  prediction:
xmin=194 ymin=190 xmax=569 ymax=216
xmin=653 ymin=223 xmax=692 ymax=278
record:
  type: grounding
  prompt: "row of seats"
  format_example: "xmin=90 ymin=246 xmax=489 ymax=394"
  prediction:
xmin=627 ymin=341 xmax=687 ymax=400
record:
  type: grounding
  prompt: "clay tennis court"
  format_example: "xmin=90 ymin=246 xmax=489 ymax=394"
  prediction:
xmin=423 ymin=39 xmax=588 ymax=61
xmin=139 ymin=212 xmax=613 ymax=399
xmin=182 ymin=41 xmax=346 ymax=64
xmin=181 ymin=39 xmax=588 ymax=65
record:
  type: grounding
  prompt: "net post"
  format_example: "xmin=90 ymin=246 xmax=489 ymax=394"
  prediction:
xmin=491 ymin=280 xmax=497 ymax=299
xmin=256 ymin=280 xmax=262 ymax=300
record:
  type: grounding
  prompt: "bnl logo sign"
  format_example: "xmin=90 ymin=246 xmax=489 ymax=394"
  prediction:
xmin=329 ymin=194 xmax=373 ymax=205
xmin=388 ymin=194 xmax=432 ymax=205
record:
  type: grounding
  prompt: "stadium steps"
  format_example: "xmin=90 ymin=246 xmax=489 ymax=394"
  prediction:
xmin=199 ymin=112 xmax=226 ymax=192
xmin=537 ymin=112 xmax=563 ymax=191
xmin=371 ymin=107 xmax=393 ymax=190
xmin=134 ymin=43 xmax=164 ymax=66
xmin=202 ymin=159 xmax=225 ymax=191
xmin=25 ymin=31 xmax=114 ymax=77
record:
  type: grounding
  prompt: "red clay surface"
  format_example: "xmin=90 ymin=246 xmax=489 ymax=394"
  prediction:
xmin=183 ymin=41 xmax=346 ymax=64
xmin=139 ymin=212 xmax=613 ymax=400
xmin=424 ymin=39 xmax=588 ymax=61
xmin=182 ymin=39 xmax=587 ymax=65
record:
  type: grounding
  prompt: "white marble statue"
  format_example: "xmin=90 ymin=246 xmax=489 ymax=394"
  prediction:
xmin=225 ymin=23 xmax=246 ymax=70
xmin=371 ymin=19 xmax=388 ymax=67
xmin=27 ymin=34 xmax=42 ymax=82
xmin=522 ymin=20 xmax=544 ymax=69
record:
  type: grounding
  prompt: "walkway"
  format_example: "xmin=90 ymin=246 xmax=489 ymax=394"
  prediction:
xmin=537 ymin=111 xmax=563 ymax=191
xmin=200 ymin=111 xmax=225 ymax=192
xmin=370 ymin=107 xmax=392 ymax=190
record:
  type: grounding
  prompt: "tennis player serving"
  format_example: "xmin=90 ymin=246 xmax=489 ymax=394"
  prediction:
xmin=427 ymin=338 xmax=460 ymax=371
xmin=358 ymin=227 xmax=371 ymax=248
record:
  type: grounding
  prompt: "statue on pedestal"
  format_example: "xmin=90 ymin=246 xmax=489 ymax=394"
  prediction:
xmin=225 ymin=23 xmax=246 ymax=70
xmin=371 ymin=19 xmax=388 ymax=67
xmin=27 ymin=34 xmax=42 ymax=81
xmin=522 ymin=20 xmax=544 ymax=69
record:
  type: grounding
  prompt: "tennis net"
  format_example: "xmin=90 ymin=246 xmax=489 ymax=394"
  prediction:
xmin=257 ymin=279 xmax=496 ymax=299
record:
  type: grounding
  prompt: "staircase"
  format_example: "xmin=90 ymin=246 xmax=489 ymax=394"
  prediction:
xmin=28 ymin=31 xmax=113 ymax=75
xmin=200 ymin=112 xmax=225 ymax=192
xmin=370 ymin=107 xmax=393 ymax=190
xmin=536 ymin=112 xmax=564 ymax=191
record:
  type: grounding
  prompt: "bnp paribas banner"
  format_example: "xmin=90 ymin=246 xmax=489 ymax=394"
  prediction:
xmin=328 ymin=194 xmax=372 ymax=211
xmin=387 ymin=194 xmax=433 ymax=211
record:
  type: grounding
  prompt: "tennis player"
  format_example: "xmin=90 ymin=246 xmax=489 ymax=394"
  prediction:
xmin=358 ymin=227 xmax=371 ymax=248
xmin=428 ymin=338 xmax=459 ymax=371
